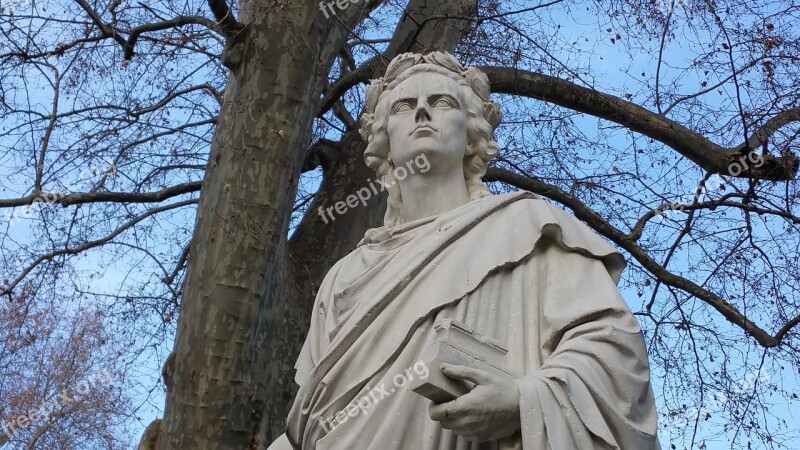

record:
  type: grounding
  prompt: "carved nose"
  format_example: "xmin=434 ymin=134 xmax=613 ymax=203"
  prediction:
xmin=415 ymin=104 xmax=432 ymax=122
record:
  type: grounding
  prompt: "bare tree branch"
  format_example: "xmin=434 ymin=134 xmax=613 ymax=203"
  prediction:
xmin=485 ymin=166 xmax=792 ymax=347
xmin=745 ymin=106 xmax=800 ymax=150
xmin=34 ymin=62 xmax=60 ymax=192
xmin=318 ymin=56 xmax=377 ymax=116
xmin=628 ymin=194 xmax=800 ymax=242
xmin=482 ymin=66 xmax=798 ymax=181
xmin=164 ymin=241 xmax=191 ymax=286
xmin=74 ymin=0 xmax=231 ymax=59
xmin=0 ymin=181 xmax=201 ymax=208
xmin=205 ymin=0 xmax=244 ymax=39
xmin=124 ymin=16 xmax=225 ymax=59
xmin=0 ymin=198 xmax=198 ymax=297
xmin=301 ymin=139 xmax=341 ymax=173
xmin=74 ymin=0 xmax=127 ymax=48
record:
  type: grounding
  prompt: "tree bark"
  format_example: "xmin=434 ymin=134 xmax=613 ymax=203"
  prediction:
xmin=158 ymin=1 xmax=368 ymax=448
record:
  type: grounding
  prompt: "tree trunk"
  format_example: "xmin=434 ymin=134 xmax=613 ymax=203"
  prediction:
xmin=157 ymin=1 xmax=368 ymax=448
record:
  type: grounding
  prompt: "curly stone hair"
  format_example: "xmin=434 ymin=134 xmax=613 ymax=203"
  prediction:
xmin=359 ymin=52 xmax=503 ymax=227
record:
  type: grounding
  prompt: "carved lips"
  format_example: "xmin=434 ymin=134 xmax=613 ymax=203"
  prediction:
xmin=410 ymin=125 xmax=438 ymax=136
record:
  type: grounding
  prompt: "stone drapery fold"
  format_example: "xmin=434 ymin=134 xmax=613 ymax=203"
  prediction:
xmin=287 ymin=191 xmax=660 ymax=449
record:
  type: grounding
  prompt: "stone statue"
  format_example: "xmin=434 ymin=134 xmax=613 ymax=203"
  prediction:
xmin=270 ymin=52 xmax=661 ymax=449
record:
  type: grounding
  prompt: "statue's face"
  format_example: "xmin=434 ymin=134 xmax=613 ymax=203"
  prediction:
xmin=386 ymin=71 xmax=468 ymax=173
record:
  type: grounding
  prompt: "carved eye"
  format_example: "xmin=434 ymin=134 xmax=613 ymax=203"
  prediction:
xmin=433 ymin=98 xmax=453 ymax=108
xmin=393 ymin=102 xmax=413 ymax=113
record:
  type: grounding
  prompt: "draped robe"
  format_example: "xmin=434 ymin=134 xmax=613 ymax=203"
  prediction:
xmin=286 ymin=191 xmax=661 ymax=449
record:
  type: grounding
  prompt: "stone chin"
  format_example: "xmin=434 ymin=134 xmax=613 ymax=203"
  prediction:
xmin=392 ymin=146 xmax=460 ymax=176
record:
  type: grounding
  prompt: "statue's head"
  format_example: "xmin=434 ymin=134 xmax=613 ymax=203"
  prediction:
xmin=359 ymin=52 xmax=502 ymax=227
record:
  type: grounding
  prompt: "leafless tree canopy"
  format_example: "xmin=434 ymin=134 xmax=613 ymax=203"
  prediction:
xmin=1 ymin=0 xmax=798 ymax=449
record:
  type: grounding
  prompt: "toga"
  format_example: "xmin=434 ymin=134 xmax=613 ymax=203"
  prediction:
xmin=286 ymin=191 xmax=661 ymax=449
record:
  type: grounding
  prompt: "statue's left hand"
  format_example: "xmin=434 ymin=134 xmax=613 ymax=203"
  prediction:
xmin=427 ymin=363 xmax=521 ymax=442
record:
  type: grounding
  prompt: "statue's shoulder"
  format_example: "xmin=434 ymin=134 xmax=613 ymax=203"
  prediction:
xmin=488 ymin=190 xmax=626 ymax=279
xmin=485 ymin=190 xmax=615 ymax=245
xmin=483 ymin=190 xmax=571 ymax=224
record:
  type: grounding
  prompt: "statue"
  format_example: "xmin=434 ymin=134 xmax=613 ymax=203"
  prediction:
xmin=270 ymin=52 xmax=661 ymax=449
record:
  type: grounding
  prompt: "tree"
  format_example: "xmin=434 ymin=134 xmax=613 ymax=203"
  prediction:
xmin=0 ymin=283 xmax=133 ymax=449
xmin=1 ymin=0 xmax=798 ymax=449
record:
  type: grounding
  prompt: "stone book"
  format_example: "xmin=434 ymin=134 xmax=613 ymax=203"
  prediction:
xmin=409 ymin=318 xmax=513 ymax=403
